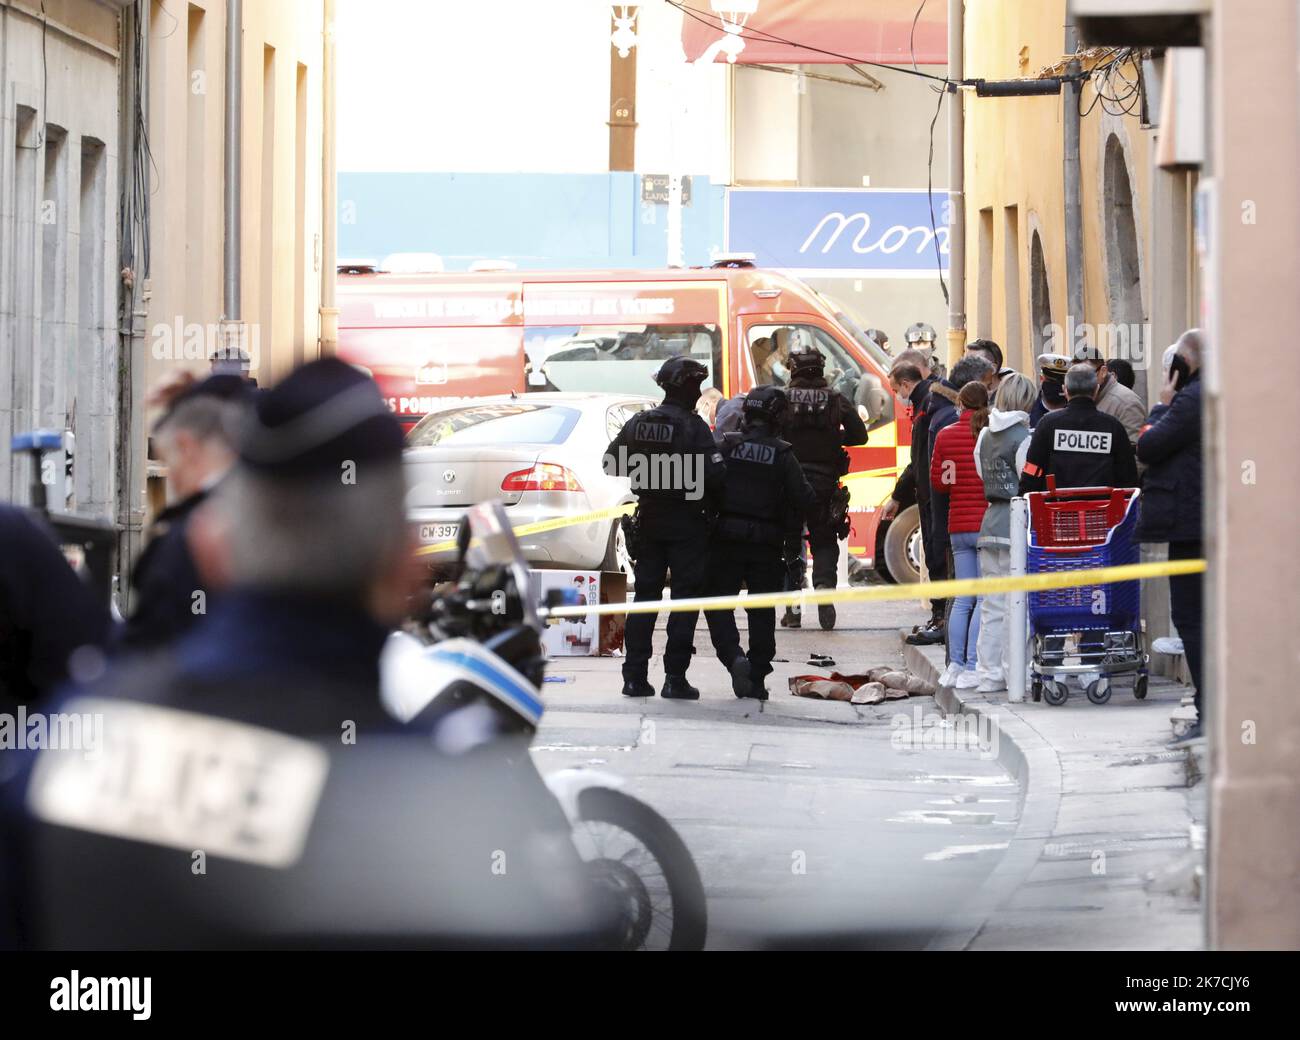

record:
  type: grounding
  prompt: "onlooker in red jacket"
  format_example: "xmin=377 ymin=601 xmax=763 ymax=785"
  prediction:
xmin=930 ymin=381 xmax=991 ymax=688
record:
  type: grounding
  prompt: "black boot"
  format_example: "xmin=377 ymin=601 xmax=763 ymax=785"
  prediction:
xmin=621 ymin=676 xmax=655 ymax=698
xmin=780 ymin=607 xmax=801 ymax=629
xmin=661 ymin=675 xmax=700 ymax=700
xmin=818 ymin=603 xmax=836 ymax=631
xmin=906 ymin=617 xmax=945 ymax=645
xmin=729 ymin=656 xmax=752 ymax=699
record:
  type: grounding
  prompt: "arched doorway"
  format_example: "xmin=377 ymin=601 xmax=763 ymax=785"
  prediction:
xmin=1029 ymin=228 xmax=1053 ymax=356
xmin=1103 ymin=133 xmax=1146 ymax=399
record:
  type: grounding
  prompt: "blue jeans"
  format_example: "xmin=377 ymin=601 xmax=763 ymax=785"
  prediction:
xmin=948 ymin=532 xmax=982 ymax=669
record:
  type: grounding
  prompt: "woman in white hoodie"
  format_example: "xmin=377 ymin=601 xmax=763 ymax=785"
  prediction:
xmin=972 ymin=374 xmax=1038 ymax=692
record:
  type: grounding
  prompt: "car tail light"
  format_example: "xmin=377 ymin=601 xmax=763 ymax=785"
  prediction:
xmin=501 ymin=463 xmax=584 ymax=493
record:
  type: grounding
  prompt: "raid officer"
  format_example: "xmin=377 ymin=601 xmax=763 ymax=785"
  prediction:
xmin=703 ymin=387 xmax=815 ymax=700
xmin=780 ymin=340 xmax=868 ymax=631
xmin=603 ymin=357 xmax=725 ymax=700
xmin=1020 ymin=363 xmax=1138 ymax=494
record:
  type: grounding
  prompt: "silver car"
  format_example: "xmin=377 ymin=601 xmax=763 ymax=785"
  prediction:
xmin=405 ymin=392 xmax=657 ymax=577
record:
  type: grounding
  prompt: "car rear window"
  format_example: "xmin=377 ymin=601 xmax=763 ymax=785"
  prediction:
xmin=406 ymin=403 xmax=581 ymax=447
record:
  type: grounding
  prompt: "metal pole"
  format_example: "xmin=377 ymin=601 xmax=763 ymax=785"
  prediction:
xmin=319 ymin=0 xmax=338 ymax=355
xmin=1063 ymin=26 xmax=1085 ymax=337
xmin=224 ymin=0 xmax=243 ymax=321
xmin=946 ymin=0 xmax=966 ymax=360
xmin=1008 ymin=495 xmax=1028 ymax=703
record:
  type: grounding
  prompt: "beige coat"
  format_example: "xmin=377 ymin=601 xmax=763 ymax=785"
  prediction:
xmin=1095 ymin=374 xmax=1147 ymax=446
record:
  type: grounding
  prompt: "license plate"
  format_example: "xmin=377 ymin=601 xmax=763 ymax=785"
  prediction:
xmin=419 ymin=522 xmax=460 ymax=544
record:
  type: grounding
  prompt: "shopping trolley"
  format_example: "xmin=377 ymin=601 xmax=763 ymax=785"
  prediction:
xmin=1025 ymin=479 xmax=1147 ymax=706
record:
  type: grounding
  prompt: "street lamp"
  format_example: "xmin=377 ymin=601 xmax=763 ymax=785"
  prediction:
xmin=609 ymin=4 xmax=638 ymax=58
xmin=708 ymin=0 xmax=759 ymax=64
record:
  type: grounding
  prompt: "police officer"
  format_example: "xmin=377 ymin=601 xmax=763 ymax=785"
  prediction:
xmin=1029 ymin=353 xmax=1070 ymax=427
xmin=1020 ymin=363 xmax=1138 ymax=493
xmin=703 ymin=387 xmax=815 ymax=700
xmin=115 ymin=374 xmax=252 ymax=653
xmin=603 ymin=357 xmax=725 ymax=699
xmin=1 ymin=358 xmax=609 ymax=950
xmin=780 ymin=340 xmax=868 ymax=631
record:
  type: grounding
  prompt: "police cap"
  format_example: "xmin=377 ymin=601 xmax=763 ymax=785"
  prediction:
xmin=1037 ymin=353 xmax=1071 ymax=383
xmin=238 ymin=358 xmax=404 ymax=476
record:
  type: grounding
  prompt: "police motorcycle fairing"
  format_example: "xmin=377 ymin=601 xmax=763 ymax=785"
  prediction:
xmin=384 ymin=501 xmax=707 ymax=952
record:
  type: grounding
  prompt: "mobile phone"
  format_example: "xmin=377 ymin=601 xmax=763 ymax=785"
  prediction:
xmin=1169 ymin=354 xmax=1192 ymax=392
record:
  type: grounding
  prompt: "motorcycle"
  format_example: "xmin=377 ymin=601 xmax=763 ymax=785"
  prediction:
xmin=382 ymin=500 xmax=707 ymax=951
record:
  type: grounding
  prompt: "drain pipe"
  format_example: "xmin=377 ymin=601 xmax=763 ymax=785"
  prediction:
xmin=1063 ymin=23 xmax=1085 ymax=336
xmin=320 ymin=0 xmax=338 ymax=355
xmin=946 ymin=0 xmax=966 ymax=363
xmin=223 ymin=0 xmax=243 ymax=324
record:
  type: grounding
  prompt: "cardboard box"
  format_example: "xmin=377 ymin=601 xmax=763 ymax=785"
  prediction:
xmin=531 ymin=569 xmax=627 ymax=657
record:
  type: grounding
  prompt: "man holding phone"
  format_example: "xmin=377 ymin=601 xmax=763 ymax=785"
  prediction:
xmin=1137 ymin=330 xmax=1206 ymax=747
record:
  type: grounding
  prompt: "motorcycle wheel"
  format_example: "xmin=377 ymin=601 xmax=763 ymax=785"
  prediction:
xmin=574 ymin=786 xmax=707 ymax=951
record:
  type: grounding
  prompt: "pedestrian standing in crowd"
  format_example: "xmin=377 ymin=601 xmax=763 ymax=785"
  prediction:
xmin=116 ymin=373 xmax=253 ymax=653
xmin=704 ymin=387 xmax=814 ymax=701
xmin=604 ymin=357 xmax=725 ymax=700
xmin=1137 ymin=330 xmax=1205 ymax=747
xmin=924 ymin=354 xmax=996 ymax=652
xmin=972 ymin=372 xmax=1038 ymax=693
xmin=929 ymin=380 xmax=991 ymax=689
xmin=965 ymin=339 xmax=1012 ymax=392
xmin=696 ymin=387 xmax=724 ymax=428
xmin=1108 ymin=357 xmax=1136 ymax=391
xmin=882 ymin=349 xmax=944 ymax=641
xmin=1076 ymin=345 xmax=1146 ymax=447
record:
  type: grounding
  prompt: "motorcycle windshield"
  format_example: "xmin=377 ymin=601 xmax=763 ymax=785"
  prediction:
xmin=462 ymin=500 xmax=540 ymax=632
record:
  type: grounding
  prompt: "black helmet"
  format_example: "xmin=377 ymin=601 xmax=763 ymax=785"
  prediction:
xmin=742 ymin=385 xmax=787 ymax=424
xmin=788 ymin=342 xmax=824 ymax=375
xmin=654 ymin=356 xmax=709 ymax=391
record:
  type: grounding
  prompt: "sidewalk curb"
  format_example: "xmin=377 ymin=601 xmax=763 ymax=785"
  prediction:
xmin=901 ymin=634 xmax=1063 ymax=951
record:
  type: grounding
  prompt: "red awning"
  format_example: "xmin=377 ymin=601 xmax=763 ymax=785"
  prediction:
xmin=678 ymin=0 xmax=947 ymax=66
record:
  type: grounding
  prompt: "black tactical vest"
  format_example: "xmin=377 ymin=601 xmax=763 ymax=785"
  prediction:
xmin=622 ymin=404 xmax=699 ymax=502
xmin=716 ymin=430 xmax=788 ymax=544
xmin=783 ymin=382 xmax=837 ymax=433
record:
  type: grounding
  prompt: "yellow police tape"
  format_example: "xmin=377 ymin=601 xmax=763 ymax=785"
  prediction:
xmin=542 ymin=558 xmax=1208 ymax=619
xmin=415 ymin=471 xmax=894 ymax=558
xmin=415 ymin=502 xmax=635 ymax=556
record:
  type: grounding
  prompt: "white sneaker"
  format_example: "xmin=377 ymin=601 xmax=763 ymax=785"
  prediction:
xmin=955 ymin=670 xmax=981 ymax=690
xmin=1152 ymin=636 xmax=1185 ymax=655
xmin=939 ymin=663 xmax=962 ymax=687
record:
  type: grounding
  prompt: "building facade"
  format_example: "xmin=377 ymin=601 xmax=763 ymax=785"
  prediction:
xmin=0 ymin=0 xmax=126 ymax=519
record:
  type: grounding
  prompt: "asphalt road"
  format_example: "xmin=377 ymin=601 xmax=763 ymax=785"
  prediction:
xmin=531 ymin=597 xmax=1020 ymax=949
